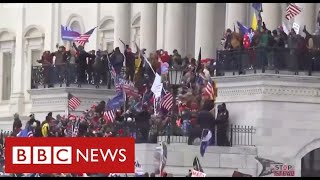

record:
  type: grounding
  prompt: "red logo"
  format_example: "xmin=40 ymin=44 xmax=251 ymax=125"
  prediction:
xmin=4 ymin=137 xmax=135 ymax=174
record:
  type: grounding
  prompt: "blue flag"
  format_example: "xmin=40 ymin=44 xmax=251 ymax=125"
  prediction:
xmin=106 ymin=91 xmax=125 ymax=110
xmin=200 ymin=129 xmax=212 ymax=157
xmin=61 ymin=25 xmax=81 ymax=41
xmin=17 ymin=128 xmax=33 ymax=137
xmin=237 ymin=21 xmax=249 ymax=35
xmin=252 ymin=3 xmax=262 ymax=12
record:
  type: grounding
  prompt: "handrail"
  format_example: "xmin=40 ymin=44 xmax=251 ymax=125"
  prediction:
xmin=215 ymin=46 xmax=320 ymax=76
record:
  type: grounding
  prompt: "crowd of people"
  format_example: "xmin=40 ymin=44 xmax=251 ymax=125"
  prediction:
xmin=32 ymin=42 xmax=216 ymax=88
xmin=1 ymin=23 xmax=272 ymax=176
xmin=218 ymin=23 xmax=320 ymax=75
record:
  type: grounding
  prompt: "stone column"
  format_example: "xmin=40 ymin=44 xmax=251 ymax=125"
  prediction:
xmin=10 ymin=3 xmax=26 ymax=114
xmin=316 ymin=4 xmax=320 ymax=32
xmin=114 ymin=3 xmax=130 ymax=53
xmin=44 ymin=3 xmax=54 ymax=51
xmin=261 ymin=3 xmax=281 ymax=31
xmin=195 ymin=3 xmax=215 ymax=59
xmin=225 ymin=3 xmax=247 ymax=30
xmin=140 ymin=3 xmax=157 ymax=55
xmin=294 ymin=3 xmax=315 ymax=34
xmin=164 ymin=3 xmax=186 ymax=56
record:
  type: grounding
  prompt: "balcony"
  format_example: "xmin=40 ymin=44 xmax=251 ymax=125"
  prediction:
xmin=31 ymin=63 xmax=116 ymax=89
xmin=215 ymin=47 xmax=320 ymax=76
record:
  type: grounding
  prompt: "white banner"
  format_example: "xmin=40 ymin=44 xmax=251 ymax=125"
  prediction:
xmin=292 ymin=22 xmax=300 ymax=34
xmin=151 ymin=73 xmax=163 ymax=98
xmin=192 ymin=169 xmax=206 ymax=177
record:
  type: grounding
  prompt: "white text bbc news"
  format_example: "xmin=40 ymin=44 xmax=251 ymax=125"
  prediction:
xmin=12 ymin=146 xmax=127 ymax=164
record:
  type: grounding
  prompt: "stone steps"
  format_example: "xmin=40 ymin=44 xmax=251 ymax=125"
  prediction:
xmin=135 ymin=143 xmax=258 ymax=177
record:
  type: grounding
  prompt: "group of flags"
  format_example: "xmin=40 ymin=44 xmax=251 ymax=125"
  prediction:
xmin=61 ymin=25 xmax=96 ymax=47
xmin=237 ymin=3 xmax=302 ymax=35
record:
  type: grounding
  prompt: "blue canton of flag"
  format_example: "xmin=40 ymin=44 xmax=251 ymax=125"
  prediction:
xmin=106 ymin=91 xmax=125 ymax=110
xmin=252 ymin=3 xmax=262 ymax=12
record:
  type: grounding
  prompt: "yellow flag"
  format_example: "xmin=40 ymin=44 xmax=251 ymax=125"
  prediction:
xmin=251 ymin=13 xmax=258 ymax=31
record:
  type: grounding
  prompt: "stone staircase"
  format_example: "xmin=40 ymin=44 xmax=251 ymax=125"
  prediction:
xmin=135 ymin=143 xmax=258 ymax=177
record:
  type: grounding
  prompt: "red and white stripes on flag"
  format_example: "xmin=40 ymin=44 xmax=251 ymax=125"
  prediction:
xmin=104 ymin=110 xmax=115 ymax=122
xmin=123 ymin=83 xmax=140 ymax=98
xmin=205 ymin=81 xmax=214 ymax=100
xmin=285 ymin=3 xmax=302 ymax=20
xmin=160 ymin=92 xmax=173 ymax=111
xmin=27 ymin=130 xmax=33 ymax=137
xmin=68 ymin=93 xmax=81 ymax=111
xmin=74 ymin=27 xmax=97 ymax=46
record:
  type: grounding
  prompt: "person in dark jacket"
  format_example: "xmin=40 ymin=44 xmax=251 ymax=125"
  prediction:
xmin=12 ymin=113 xmax=22 ymax=136
xmin=224 ymin=28 xmax=233 ymax=50
xmin=215 ymin=103 xmax=230 ymax=146
xmin=110 ymin=47 xmax=124 ymax=76
xmin=125 ymin=48 xmax=135 ymax=82
xmin=72 ymin=43 xmax=96 ymax=85
xmin=197 ymin=100 xmax=215 ymax=145
xmin=93 ymin=50 xmax=103 ymax=86
xmin=51 ymin=46 xmax=67 ymax=85
xmin=33 ymin=120 xmax=42 ymax=137
xmin=87 ymin=50 xmax=96 ymax=84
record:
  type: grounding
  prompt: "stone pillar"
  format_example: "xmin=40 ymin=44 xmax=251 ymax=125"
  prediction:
xmin=261 ymin=3 xmax=281 ymax=31
xmin=225 ymin=3 xmax=247 ymax=30
xmin=44 ymin=3 xmax=54 ymax=51
xmin=164 ymin=3 xmax=186 ymax=56
xmin=114 ymin=3 xmax=130 ymax=53
xmin=195 ymin=3 xmax=215 ymax=59
xmin=294 ymin=3 xmax=315 ymax=34
xmin=10 ymin=3 xmax=26 ymax=114
xmin=140 ymin=3 xmax=157 ymax=55
xmin=316 ymin=4 xmax=320 ymax=32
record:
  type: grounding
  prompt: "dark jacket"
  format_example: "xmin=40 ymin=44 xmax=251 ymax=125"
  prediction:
xmin=197 ymin=111 xmax=214 ymax=130
xmin=111 ymin=53 xmax=124 ymax=67
xmin=125 ymin=51 xmax=135 ymax=68
xmin=13 ymin=118 xmax=22 ymax=133
xmin=73 ymin=43 xmax=95 ymax=66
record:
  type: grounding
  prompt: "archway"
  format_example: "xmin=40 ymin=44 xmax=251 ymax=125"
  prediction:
xmin=98 ymin=16 xmax=114 ymax=52
xmin=294 ymin=138 xmax=320 ymax=177
xmin=301 ymin=148 xmax=320 ymax=177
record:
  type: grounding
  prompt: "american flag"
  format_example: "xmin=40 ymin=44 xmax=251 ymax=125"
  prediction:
xmin=285 ymin=3 xmax=302 ymax=20
xmin=115 ymin=77 xmax=135 ymax=93
xmin=123 ymin=83 xmax=139 ymax=95
xmin=160 ymin=92 xmax=173 ymax=111
xmin=27 ymin=130 xmax=33 ymax=137
xmin=74 ymin=27 xmax=97 ymax=46
xmin=104 ymin=110 xmax=115 ymax=122
xmin=205 ymin=80 xmax=214 ymax=100
xmin=68 ymin=93 xmax=81 ymax=111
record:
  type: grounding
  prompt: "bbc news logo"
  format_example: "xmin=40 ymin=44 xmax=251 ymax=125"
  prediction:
xmin=5 ymin=137 xmax=135 ymax=173
xmin=271 ymin=164 xmax=295 ymax=176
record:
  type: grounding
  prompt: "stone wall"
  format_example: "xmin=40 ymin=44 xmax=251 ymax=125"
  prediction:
xmin=213 ymin=74 xmax=320 ymax=176
xmin=135 ymin=143 xmax=258 ymax=177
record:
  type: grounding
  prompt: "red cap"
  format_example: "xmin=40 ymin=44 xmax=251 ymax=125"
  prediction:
xmin=69 ymin=114 xmax=77 ymax=121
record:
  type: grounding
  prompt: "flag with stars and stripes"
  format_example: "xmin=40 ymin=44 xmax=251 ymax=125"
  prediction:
xmin=285 ymin=3 xmax=302 ymax=20
xmin=205 ymin=79 xmax=214 ymax=100
xmin=160 ymin=91 xmax=173 ymax=112
xmin=104 ymin=110 xmax=115 ymax=123
xmin=68 ymin=93 xmax=81 ymax=111
xmin=74 ymin=27 xmax=97 ymax=46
